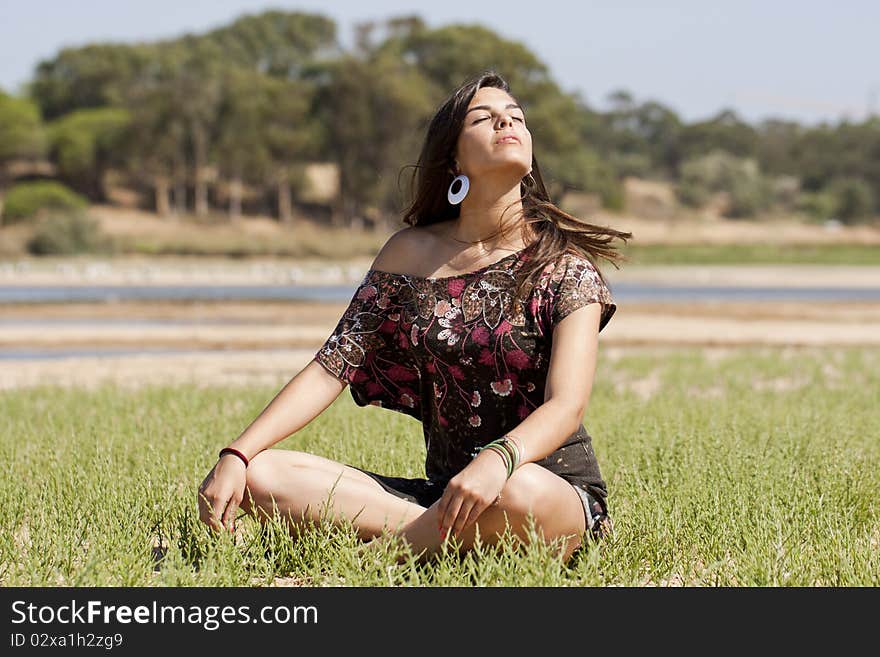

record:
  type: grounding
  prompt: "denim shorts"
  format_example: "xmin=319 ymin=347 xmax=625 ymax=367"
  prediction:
xmin=349 ymin=465 xmax=613 ymax=543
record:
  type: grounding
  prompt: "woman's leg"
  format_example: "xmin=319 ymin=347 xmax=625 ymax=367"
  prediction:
xmin=396 ymin=463 xmax=587 ymax=562
xmin=242 ymin=451 xmax=585 ymax=562
xmin=240 ymin=449 xmax=427 ymax=541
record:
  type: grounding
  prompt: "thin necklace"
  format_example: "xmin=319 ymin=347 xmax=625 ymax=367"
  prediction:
xmin=449 ymin=235 xmax=501 ymax=246
xmin=446 ymin=227 xmax=520 ymax=249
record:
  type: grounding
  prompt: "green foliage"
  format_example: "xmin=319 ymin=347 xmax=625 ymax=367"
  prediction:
xmin=608 ymin=152 xmax=653 ymax=179
xmin=823 ymin=177 xmax=876 ymax=224
xmin=2 ymin=180 xmax=88 ymax=223
xmin=620 ymin=243 xmax=880 ymax=265
xmin=678 ymin=108 xmax=759 ymax=160
xmin=677 ymin=150 xmax=774 ymax=218
xmin=29 ymin=43 xmax=153 ymax=121
xmin=797 ymin=190 xmax=839 ymax=222
xmin=26 ymin=212 xmax=110 ymax=255
xmin=0 ymin=92 xmax=47 ymax=163
xmin=560 ymin=148 xmax=625 ymax=210
xmin=46 ymin=107 xmax=132 ymax=180
xmin=206 ymin=11 xmax=337 ymax=76
xmin=10 ymin=10 xmax=880 ymax=224
xmin=727 ymin=173 xmax=774 ymax=219
xmin=597 ymin=179 xmax=625 ymax=211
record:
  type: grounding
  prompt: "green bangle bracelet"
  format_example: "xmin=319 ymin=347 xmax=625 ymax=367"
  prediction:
xmin=483 ymin=445 xmax=513 ymax=478
xmin=476 ymin=436 xmax=521 ymax=478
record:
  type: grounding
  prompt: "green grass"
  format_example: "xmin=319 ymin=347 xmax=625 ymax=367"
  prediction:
xmin=1 ymin=346 xmax=877 ymax=586
xmin=619 ymin=242 xmax=880 ymax=265
xmin=107 ymin=240 xmax=880 ymax=265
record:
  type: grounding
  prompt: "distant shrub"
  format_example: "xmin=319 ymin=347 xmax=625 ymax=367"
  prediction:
xmin=676 ymin=150 xmax=774 ymax=218
xmin=598 ymin=179 xmax=626 ymax=212
xmin=3 ymin=181 xmax=88 ymax=224
xmin=675 ymin=178 xmax=711 ymax=208
xmin=609 ymin=152 xmax=652 ymax=179
xmin=26 ymin=213 xmax=109 ymax=255
xmin=727 ymin=175 xmax=774 ymax=219
xmin=566 ymin=148 xmax=625 ymax=211
xmin=769 ymin=175 xmax=801 ymax=211
xmin=797 ymin=190 xmax=838 ymax=223
xmin=824 ymin=177 xmax=875 ymax=224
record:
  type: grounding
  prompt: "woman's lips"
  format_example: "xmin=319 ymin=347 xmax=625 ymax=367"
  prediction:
xmin=495 ymin=136 xmax=520 ymax=144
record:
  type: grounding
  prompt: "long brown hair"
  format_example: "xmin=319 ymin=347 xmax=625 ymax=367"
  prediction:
xmin=400 ymin=69 xmax=633 ymax=300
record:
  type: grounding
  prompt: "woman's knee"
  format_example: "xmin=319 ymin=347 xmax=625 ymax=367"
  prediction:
xmin=245 ymin=449 xmax=314 ymax=500
xmin=242 ymin=451 xmax=277 ymax=507
xmin=496 ymin=464 xmax=546 ymax=518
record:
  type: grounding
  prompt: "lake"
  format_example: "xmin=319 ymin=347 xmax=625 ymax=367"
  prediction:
xmin=1 ymin=282 xmax=879 ymax=303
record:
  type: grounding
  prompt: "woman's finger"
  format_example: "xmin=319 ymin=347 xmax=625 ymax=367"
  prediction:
xmin=212 ymin=496 xmax=229 ymax=530
xmin=457 ymin=500 xmax=487 ymax=539
xmin=435 ymin=493 xmax=449 ymax=534
xmin=221 ymin=496 xmax=238 ymax=532
xmin=451 ymin=498 xmax=477 ymax=539
xmin=439 ymin=493 xmax=464 ymax=540
xmin=198 ymin=490 xmax=220 ymax=530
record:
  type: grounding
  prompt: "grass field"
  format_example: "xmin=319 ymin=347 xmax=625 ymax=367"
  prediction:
xmin=1 ymin=346 xmax=877 ymax=586
xmin=117 ymin=241 xmax=880 ymax=265
xmin=66 ymin=239 xmax=880 ymax=266
xmin=619 ymin=243 xmax=880 ymax=265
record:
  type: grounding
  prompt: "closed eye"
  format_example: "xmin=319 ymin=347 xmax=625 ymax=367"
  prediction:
xmin=473 ymin=117 xmax=525 ymax=124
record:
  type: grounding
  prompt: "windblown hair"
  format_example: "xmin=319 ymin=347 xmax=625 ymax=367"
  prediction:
xmin=400 ymin=69 xmax=633 ymax=300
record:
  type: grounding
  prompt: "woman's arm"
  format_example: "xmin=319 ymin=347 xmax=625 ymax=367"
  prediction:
xmin=519 ymin=301 xmax=604 ymax=461
xmin=222 ymin=358 xmax=348 ymax=460
xmin=199 ymin=359 xmax=346 ymax=532
xmin=230 ymin=228 xmax=418 ymax=459
xmin=436 ymin=303 xmax=603 ymax=539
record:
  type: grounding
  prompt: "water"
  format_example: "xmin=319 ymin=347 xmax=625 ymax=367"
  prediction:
xmin=1 ymin=283 xmax=879 ymax=304
xmin=0 ymin=346 xmax=207 ymax=360
xmin=0 ymin=284 xmax=341 ymax=303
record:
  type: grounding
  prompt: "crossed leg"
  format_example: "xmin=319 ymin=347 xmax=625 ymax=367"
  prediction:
xmin=240 ymin=449 xmax=586 ymax=562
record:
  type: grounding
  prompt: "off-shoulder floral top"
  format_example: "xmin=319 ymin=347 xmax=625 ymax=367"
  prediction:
xmin=313 ymin=240 xmax=616 ymax=510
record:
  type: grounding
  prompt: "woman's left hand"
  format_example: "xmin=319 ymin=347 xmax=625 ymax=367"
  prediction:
xmin=437 ymin=450 xmax=509 ymax=541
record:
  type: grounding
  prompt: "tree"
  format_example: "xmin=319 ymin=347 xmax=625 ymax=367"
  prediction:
xmin=677 ymin=149 xmax=773 ymax=218
xmin=0 ymin=91 xmax=47 ymax=223
xmin=45 ymin=107 xmax=131 ymax=202
xmin=212 ymin=69 xmax=273 ymax=220
xmin=679 ymin=108 xmax=759 ymax=161
xmin=825 ymin=177 xmax=875 ymax=223
xmin=262 ymin=76 xmax=324 ymax=223
xmin=29 ymin=44 xmax=151 ymax=120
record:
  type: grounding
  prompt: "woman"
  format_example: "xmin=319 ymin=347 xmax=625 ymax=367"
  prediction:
xmin=198 ymin=70 xmax=632 ymax=563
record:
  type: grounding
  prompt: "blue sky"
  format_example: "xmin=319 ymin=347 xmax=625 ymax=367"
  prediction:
xmin=2 ymin=1 xmax=878 ymax=126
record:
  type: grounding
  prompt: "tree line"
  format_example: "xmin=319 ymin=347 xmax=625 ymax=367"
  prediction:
xmin=0 ymin=10 xmax=878 ymax=230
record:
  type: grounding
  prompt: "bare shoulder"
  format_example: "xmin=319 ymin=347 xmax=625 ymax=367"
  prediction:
xmin=369 ymin=225 xmax=438 ymax=273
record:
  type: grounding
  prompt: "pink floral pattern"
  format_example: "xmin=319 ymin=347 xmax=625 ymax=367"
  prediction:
xmin=314 ymin=243 xmax=616 ymax=484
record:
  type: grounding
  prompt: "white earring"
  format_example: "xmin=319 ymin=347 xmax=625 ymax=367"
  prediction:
xmin=447 ymin=174 xmax=469 ymax=205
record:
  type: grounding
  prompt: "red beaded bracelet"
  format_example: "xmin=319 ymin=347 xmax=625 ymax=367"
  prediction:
xmin=218 ymin=447 xmax=249 ymax=468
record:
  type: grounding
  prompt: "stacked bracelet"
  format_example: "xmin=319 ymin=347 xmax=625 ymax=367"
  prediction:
xmin=218 ymin=447 xmax=249 ymax=468
xmin=474 ymin=434 xmax=523 ymax=479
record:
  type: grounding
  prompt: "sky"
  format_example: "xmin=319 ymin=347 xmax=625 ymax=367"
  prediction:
xmin=2 ymin=0 xmax=878 ymax=127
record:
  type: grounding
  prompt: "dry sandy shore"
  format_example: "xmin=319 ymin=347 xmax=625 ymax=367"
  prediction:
xmin=1 ymin=297 xmax=877 ymax=390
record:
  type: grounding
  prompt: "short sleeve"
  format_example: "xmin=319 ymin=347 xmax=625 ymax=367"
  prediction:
xmin=548 ymin=252 xmax=616 ymax=333
xmin=314 ymin=275 xmax=389 ymax=384
xmin=313 ymin=272 xmax=421 ymax=418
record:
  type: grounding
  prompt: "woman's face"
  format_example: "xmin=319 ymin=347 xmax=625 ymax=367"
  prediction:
xmin=454 ymin=86 xmax=533 ymax=182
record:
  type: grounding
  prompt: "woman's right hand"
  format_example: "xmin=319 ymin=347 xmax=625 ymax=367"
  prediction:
xmin=197 ymin=455 xmax=248 ymax=533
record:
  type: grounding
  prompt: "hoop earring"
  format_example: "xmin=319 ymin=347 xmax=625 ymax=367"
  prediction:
xmin=447 ymin=174 xmax=469 ymax=205
xmin=524 ymin=172 xmax=536 ymax=187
